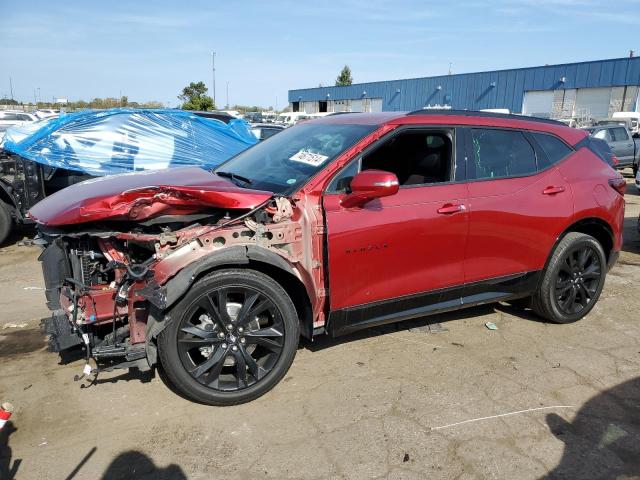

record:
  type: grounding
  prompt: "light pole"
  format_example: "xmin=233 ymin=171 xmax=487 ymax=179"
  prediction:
xmin=37 ymin=87 xmax=41 ymax=103
xmin=226 ymin=81 xmax=229 ymax=109
xmin=211 ymin=51 xmax=216 ymax=108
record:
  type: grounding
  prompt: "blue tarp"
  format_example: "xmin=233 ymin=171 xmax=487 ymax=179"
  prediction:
xmin=2 ymin=109 xmax=258 ymax=176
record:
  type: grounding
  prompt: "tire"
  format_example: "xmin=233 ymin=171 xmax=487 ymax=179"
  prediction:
xmin=532 ymin=232 xmax=607 ymax=324
xmin=158 ymin=268 xmax=299 ymax=405
xmin=0 ymin=201 xmax=12 ymax=245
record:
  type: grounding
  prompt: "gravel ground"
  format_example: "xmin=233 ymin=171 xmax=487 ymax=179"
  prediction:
xmin=0 ymin=176 xmax=639 ymax=480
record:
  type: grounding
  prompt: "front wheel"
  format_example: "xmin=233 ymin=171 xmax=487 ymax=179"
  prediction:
xmin=158 ymin=269 xmax=299 ymax=405
xmin=532 ymin=232 xmax=607 ymax=324
xmin=0 ymin=201 xmax=12 ymax=245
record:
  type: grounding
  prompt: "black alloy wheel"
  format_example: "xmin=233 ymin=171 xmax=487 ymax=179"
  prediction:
xmin=553 ymin=245 xmax=603 ymax=316
xmin=532 ymin=232 xmax=607 ymax=324
xmin=177 ymin=286 xmax=285 ymax=391
xmin=158 ymin=269 xmax=299 ymax=405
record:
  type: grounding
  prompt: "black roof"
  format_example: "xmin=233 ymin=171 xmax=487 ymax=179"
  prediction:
xmin=406 ymin=109 xmax=566 ymax=126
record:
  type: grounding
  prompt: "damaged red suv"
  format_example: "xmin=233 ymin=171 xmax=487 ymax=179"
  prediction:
xmin=32 ymin=111 xmax=625 ymax=405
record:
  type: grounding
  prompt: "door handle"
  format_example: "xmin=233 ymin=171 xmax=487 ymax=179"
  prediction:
xmin=542 ymin=186 xmax=565 ymax=195
xmin=437 ymin=203 xmax=466 ymax=214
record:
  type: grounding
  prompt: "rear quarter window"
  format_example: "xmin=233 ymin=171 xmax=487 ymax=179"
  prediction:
xmin=470 ymin=128 xmax=536 ymax=179
xmin=530 ymin=132 xmax=573 ymax=169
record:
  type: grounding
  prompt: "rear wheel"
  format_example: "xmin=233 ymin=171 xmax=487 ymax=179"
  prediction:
xmin=532 ymin=232 xmax=606 ymax=324
xmin=0 ymin=201 xmax=12 ymax=245
xmin=158 ymin=269 xmax=299 ymax=405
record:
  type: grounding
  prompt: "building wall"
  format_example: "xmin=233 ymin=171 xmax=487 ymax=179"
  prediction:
xmin=289 ymin=57 xmax=640 ymax=114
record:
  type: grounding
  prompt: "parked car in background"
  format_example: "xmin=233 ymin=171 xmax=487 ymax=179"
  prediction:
xmin=0 ymin=111 xmax=37 ymax=129
xmin=243 ymin=112 xmax=263 ymax=123
xmin=276 ymin=112 xmax=311 ymax=126
xmin=35 ymin=109 xmax=60 ymax=119
xmin=612 ymin=112 xmax=640 ymax=136
xmin=261 ymin=112 xmax=277 ymax=123
xmin=31 ymin=110 xmax=624 ymax=405
xmin=250 ymin=123 xmax=285 ymax=141
xmin=583 ymin=124 xmax=640 ymax=173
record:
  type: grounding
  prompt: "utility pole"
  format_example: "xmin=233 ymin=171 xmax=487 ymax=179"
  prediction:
xmin=37 ymin=87 xmax=41 ymax=103
xmin=226 ymin=81 xmax=229 ymax=109
xmin=212 ymin=51 xmax=216 ymax=109
xmin=33 ymin=89 xmax=37 ymax=105
xmin=9 ymin=77 xmax=13 ymax=101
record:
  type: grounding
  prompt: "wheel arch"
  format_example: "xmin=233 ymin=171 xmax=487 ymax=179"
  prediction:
xmin=144 ymin=245 xmax=314 ymax=366
xmin=0 ymin=180 xmax=17 ymax=212
xmin=547 ymin=217 xmax=614 ymax=271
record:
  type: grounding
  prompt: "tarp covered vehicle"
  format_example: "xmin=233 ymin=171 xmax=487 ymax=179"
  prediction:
xmin=0 ymin=109 xmax=257 ymax=243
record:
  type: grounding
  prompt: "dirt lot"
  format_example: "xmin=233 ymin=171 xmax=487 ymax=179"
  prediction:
xmin=1 ymin=177 xmax=639 ymax=480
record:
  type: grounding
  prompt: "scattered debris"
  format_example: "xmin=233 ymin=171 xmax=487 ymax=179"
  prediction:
xmin=23 ymin=286 xmax=44 ymax=291
xmin=485 ymin=322 xmax=498 ymax=330
xmin=17 ymin=239 xmax=35 ymax=247
xmin=552 ymin=362 xmax=561 ymax=368
xmin=428 ymin=322 xmax=448 ymax=334
xmin=356 ymin=361 xmax=365 ymax=367
xmin=451 ymin=342 xmax=464 ymax=347
xmin=403 ymin=453 xmax=410 ymax=462
xmin=0 ymin=402 xmax=14 ymax=430
xmin=2 ymin=323 xmax=28 ymax=329
xmin=23 ymin=384 xmax=32 ymax=391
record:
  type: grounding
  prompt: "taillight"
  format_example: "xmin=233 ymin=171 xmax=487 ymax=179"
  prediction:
xmin=609 ymin=177 xmax=627 ymax=196
xmin=611 ymin=155 xmax=619 ymax=166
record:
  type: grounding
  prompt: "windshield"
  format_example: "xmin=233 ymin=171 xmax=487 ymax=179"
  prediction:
xmin=215 ymin=122 xmax=376 ymax=195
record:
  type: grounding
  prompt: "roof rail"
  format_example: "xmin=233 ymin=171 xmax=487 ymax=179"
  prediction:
xmin=406 ymin=109 xmax=566 ymax=126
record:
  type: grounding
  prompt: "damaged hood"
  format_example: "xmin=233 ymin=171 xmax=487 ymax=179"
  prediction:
xmin=29 ymin=166 xmax=273 ymax=226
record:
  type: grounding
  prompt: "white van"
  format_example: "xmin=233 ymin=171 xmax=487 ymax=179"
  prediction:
xmin=612 ymin=112 xmax=640 ymax=136
xmin=275 ymin=112 xmax=311 ymax=127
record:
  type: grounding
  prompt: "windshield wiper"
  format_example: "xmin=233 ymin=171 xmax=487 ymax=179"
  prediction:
xmin=216 ymin=171 xmax=253 ymax=186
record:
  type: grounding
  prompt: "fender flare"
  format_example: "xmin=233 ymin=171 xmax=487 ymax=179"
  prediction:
xmin=143 ymin=245 xmax=304 ymax=366
xmin=160 ymin=245 xmax=299 ymax=310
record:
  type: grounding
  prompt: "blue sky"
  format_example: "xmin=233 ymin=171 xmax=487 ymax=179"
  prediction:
xmin=1 ymin=0 xmax=638 ymax=108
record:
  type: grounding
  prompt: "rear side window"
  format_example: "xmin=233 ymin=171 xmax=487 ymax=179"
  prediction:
xmin=611 ymin=127 xmax=629 ymax=141
xmin=470 ymin=129 xmax=536 ymax=179
xmin=530 ymin=132 xmax=573 ymax=169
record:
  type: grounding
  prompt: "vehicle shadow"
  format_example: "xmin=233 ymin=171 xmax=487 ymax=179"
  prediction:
xmin=0 ymin=223 xmax=36 ymax=249
xmin=0 ymin=421 xmax=21 ymax=480
xmin=303 ymin=301 xmax=544 ymax=352
xmin=101 ymin=450 xmax=187 ymax=480
xmin=621 ymin=213 xmax=640 ymax=256
xmin=544 ymin=376 xmax=640 ymax=479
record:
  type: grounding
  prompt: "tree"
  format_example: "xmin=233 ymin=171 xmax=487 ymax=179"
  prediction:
xmin=178 ymin=81 xmax=215 ymax=111
xmin=335 ymin=65 xmax=353 ymax=86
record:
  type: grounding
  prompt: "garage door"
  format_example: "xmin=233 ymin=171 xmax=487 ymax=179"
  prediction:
xmin=370 ymin=98 xmax=383 ymax=112
xmin=575 ymin=88 xmax=612 ymax=119
xmin=350 ymin=99 xmax=363 ymax=112
xmin=522 ymin=90 xmax=554 ymax=118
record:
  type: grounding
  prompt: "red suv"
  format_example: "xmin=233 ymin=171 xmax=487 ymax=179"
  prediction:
xmin=32 ymin=111 xmax=625 ymax=405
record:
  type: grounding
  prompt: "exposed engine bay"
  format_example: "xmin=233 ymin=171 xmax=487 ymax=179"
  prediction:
xmin=34 ymin=168 xmax=325 ymax=383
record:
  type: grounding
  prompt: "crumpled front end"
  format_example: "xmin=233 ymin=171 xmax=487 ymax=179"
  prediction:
xmin=36 ymin=182 xmax=325 ymax=379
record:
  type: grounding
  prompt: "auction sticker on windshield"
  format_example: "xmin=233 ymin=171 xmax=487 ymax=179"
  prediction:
xmin=289 ymin=150 xmax=329 ymax=166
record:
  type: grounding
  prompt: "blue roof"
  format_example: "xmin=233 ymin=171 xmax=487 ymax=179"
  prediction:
xmin=289 ymin=57 xmax=640 ymax=113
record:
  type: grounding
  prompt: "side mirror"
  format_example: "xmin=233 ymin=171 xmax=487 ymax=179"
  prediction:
xmin=341 ymin=169 xmax=399 ymax=208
